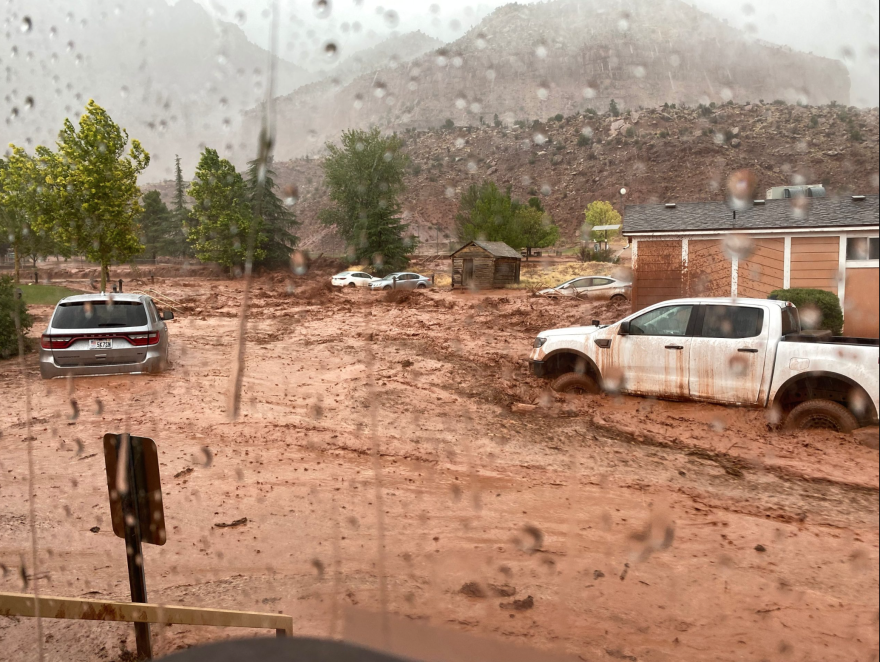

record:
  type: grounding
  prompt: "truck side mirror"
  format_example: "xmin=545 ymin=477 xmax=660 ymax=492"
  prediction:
xmin=618 ymin=320 xmax=630 ymax=335
xmin=161 ymin=310 xmax=174 ymax=321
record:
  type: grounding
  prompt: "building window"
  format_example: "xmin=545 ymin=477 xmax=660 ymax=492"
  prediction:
xmin=846 ymin=237 xmax=879 ymax=261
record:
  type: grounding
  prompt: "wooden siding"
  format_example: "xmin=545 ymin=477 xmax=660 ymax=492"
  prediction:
xmin=737 ymin=238 xmax=785 ymax=299
xmin=686 ymin=239 xmax=732 ymax=298
xmin=451 ymin=250 xmax=520 ymax=289
xmin=790 ymin=236 xmax=839 ymax=293
xmin=843 ymin=268 xmax=879 ymax=338
xmin=632 ymin=239 xmax=683 ymax=310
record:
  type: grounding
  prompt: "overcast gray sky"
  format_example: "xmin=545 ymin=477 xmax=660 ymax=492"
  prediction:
xmin=186 ymin=0 xmax=878 ymax=106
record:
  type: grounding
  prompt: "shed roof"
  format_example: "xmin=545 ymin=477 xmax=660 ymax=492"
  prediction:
xmin=623 ymin=195 xmax=879 ymax=234
xmin=451 ymin=240 xmax=522 ymax=259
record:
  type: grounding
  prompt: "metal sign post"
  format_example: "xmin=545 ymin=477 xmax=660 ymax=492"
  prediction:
xmin=103 ymin=433 xmax=167 ymax=661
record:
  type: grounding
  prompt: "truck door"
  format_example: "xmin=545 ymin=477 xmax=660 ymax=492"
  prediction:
xmin=616 ymin=304 xmax=695 ymax=399
xmin=688 ymin=304 xmax=768 ymax=404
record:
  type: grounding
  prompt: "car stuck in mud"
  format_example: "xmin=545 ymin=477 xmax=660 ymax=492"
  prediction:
xmin=530 ymin=297 xmax=880 ymax=432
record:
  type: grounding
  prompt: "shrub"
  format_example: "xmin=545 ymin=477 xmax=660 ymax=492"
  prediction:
xmin=658 ymin=130 xmax=669 ymax=138
xmin=577 ymin=134 xmax=592 ymax=147
xmin=850 ymin=128 xmax=864 ymax=142
xmin=444 ymin=118 xmax=455 ymax=129
xmin=625 ymin=127 xmax=635 ymax=138
xmin=609 ymin=99 xmax=620 ymax=117
xmin=768 ymin=288 xmax=843 ymax=336
xmin=0 ymin=276 xmax=33 ymax=360
xmin=809 ymin=115 xmax=819 ymax=128
xmin=554 ymin=113 xmax=564 ymax=122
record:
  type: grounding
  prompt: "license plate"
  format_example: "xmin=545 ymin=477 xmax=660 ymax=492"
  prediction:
xmin=89 ymin=339 xmax=112 ymax=350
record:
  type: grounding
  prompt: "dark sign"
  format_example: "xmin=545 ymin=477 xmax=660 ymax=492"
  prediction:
xmin=102 ymin=433 xmax=166 ymax=546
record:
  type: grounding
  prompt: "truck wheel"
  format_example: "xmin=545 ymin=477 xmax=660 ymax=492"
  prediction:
xmin=783 ymin=399 xmax=859 ymax=433
xmin=551 ymin=372 xmax=600 ymax=395
xmin=611 ymin=294 xmax=627 ymax=303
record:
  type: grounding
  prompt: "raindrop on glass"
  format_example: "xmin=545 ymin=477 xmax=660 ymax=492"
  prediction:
xmin=324 ymin=42 xmax=338 ymax=60
xmin=21 ymin=17 xmax=33 ymax=33
xmin=313 ymin=0 xmax=331 ymax=19
xmin=384 ymin=10 xmax=399 ymax=28
xmin=234 ymin=10 xmax=246 ymax=25
xmin=24 ymin=96 xmax=34 ymax=110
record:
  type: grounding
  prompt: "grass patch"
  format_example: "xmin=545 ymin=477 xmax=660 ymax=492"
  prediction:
xmin=18 ymin=283 xmax=83 ymax=306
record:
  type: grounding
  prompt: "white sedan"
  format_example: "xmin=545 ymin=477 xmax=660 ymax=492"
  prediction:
xmin=538 ymin=276 xmax=631 ymax=301
xmin=331 ymin=271 xmax=379 ymax=288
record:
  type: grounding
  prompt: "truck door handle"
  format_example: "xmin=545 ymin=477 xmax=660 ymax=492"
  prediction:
xmin=665 ymin=345 xmax=683 ymax=350
xmin=738 ymin=348 xmax=759 ymax=353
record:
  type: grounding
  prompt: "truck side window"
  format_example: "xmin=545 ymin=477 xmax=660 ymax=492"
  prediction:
xmin=629 ymin=305 xmax=693 ymax=337
xmin=700 ymin=305 xmax=764 ymax=339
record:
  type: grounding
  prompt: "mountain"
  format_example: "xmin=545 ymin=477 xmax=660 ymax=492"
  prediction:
xmin=222 ymin=102 xmax=878 ymax=253
xmin=3 ymin=0 xmax=311 ymax=180
xmin=247 ymin=0 xmax=850 ymax=163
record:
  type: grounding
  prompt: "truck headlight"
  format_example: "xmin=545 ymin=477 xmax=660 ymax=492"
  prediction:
xmin=533 ymin=336 xmax=548 ymax=349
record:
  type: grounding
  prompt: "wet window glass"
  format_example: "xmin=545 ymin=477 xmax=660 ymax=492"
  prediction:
xmin=781 ymin=307 xmax=801 ymax=336
xmin=51 ymin=301 xmax=148 ymax=329
xmin=629 ymin=305 xmax=693 ymax=336
xmin=846 ymin=237 xmax=879 ymax=261
xmin=700 ymin=305 xmax=764 ymax=339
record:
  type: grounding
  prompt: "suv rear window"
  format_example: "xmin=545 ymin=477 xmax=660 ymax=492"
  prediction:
xmin=52 ymin=301 xmax=148 ymax=329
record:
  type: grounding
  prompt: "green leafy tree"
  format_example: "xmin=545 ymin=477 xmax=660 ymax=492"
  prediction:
xmin=582 ymin=200 xmax=622 ymax=242
xmin=39 ymin=100 xmax=149 ymax=291
xmin=0 ymin=275 xmax=33 ymax=359
xmin=356 ymin=205 xmax=417 ymax=274
xmin=455 ymin=181 xmax=520 ymax=247
xmin=187 ymin=148 xmax=264 ymax=272
xmin=244 ymin=157 xmax=299 ymax=268
xmin=1 ymin=150 xmax=61 ymax=281
xmin=319 ymin=128 xmax=411 ymax=272
xmin=516 ymin=206 xmax=559 ymax=260
xmin=138 ymin=190 xmax=179 ymax=261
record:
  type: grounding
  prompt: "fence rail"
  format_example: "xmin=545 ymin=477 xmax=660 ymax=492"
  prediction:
xmin=0 ymin=591 xmax=293 ymax=637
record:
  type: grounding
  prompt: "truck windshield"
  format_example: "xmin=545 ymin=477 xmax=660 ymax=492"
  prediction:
xmin=52 ymin=301 xmax=148 ymax=329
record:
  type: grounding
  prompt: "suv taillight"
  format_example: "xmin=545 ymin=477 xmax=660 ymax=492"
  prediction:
xmin=41 ymin=335 xmax=73 ymax=349
xmin=127 ymin=332 xmax=160 ymax=346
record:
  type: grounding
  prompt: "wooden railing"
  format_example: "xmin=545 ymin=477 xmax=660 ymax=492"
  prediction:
xmin=0 ymin=591 xmax=293 ymax=637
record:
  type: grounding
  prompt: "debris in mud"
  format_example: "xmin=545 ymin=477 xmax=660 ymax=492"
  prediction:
xmin=174 ymin=467 xmax=194 ymax=479
xmin=620 ymin=563 xmax=630 ymax=581
xmin=500 ymin=595 xmax=534 ymax=611
xmin=593 ymin=570 xmax=605 ymax=580
xmin=511 ymin=402 xmax=538 ymax=414
xmin=513 ymin=524 xmax=544 ymax=554
xmin=214 ymin=517 xmax=248 ymax=528
xmin=89 ymin=526 xmax=100 ymax=534
xmin=605 ymin=649 xmax=638 ymax=661
xmin=383 ymin=289 xmax=415 ymax=304
xmin=459 ymin=582 xmax=487 ymax=598
xmin=489 ymin=583 xmax=517 ymax=597
xmin=754 ymin=544 xmax=767 ymax=553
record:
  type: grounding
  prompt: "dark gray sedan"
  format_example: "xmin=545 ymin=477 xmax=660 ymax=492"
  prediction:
xmin=39 ymin=293 xmax=174 ymax=379
xmin=369 ymin=272 xmax=432 ymax=291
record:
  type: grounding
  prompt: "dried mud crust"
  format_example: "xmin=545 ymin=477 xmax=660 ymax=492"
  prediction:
xmin=1 ymin=274 xmax=878 ymax=661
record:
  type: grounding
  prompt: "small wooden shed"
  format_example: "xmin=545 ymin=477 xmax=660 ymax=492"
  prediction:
xmin=450 ymin=240 xmax=521 ymax=289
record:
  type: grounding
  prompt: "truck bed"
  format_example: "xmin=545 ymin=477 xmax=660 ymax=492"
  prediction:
xmin=783 ymin=333 xmax=880 ymax=347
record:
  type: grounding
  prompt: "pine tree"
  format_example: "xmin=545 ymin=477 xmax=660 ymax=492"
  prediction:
xmin=138 ymin=190 xmax=178 ymax=262
xmin=245 ymin=157 xmax=299 ymax=268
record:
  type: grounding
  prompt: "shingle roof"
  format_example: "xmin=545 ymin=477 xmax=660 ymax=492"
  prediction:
xmin=452 ymin=240 xmax=522 ymax=259
xmin=622 ymin=195 xmax=879 ymax=234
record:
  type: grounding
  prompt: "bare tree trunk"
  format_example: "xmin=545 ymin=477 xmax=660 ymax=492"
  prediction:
xmin=13 ymin=244 xmax=21 ymax=284
xmin=100 ymin=262 xmax=108 ymax=292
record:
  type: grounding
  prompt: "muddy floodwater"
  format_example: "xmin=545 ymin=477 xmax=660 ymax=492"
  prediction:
xmin=1 ymin=268 xmax=878 ymax=661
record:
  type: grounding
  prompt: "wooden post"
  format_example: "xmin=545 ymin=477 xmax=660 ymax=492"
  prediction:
xmin=119 ymin=433 xmax=153 ymax=660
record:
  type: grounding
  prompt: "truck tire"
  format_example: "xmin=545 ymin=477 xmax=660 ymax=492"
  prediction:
xmin=783 ymin=399 xmax=859 ymax=433
xmin=551 ymin=372 xmax=600 ymax=395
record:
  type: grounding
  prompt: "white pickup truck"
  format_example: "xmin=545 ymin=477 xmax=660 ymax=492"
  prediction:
xmin=529 ymin=297 xmax=879 ymax=432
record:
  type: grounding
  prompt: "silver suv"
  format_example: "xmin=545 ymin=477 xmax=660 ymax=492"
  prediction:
xmin=39 ymin=293 xmax=173 ymax=379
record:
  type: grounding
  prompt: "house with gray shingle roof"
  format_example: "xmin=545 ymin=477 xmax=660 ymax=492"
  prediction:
xmin=622 ymin=195 xmax=879 ymax=337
